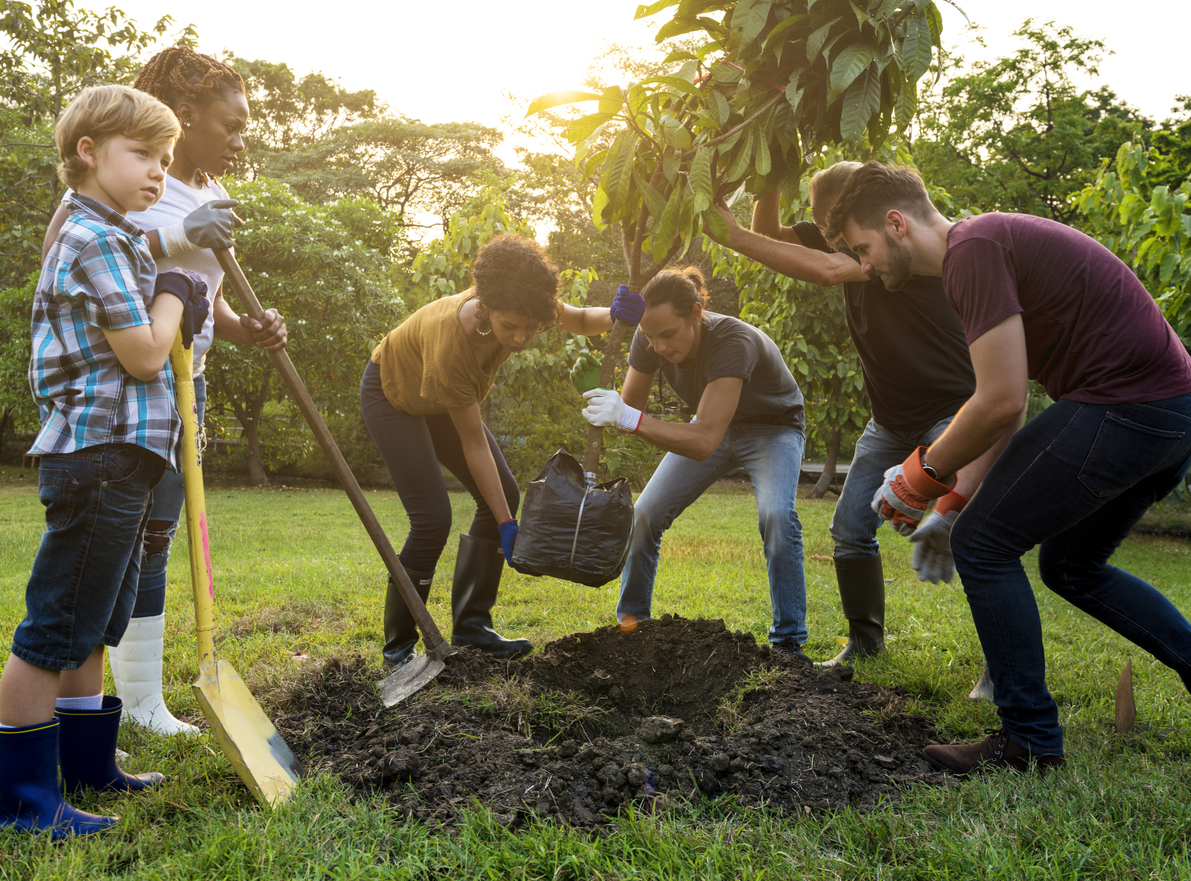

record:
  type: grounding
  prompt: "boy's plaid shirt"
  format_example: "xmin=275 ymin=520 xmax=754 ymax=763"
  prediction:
xmin=28 ymin=194 xmax=180 ymax=469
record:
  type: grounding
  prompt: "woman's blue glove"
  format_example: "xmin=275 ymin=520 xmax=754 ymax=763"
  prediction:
xmin=154 ymin=268 xmax=210 ymax=349
xmin=498 ymin=518 xmax=538 ymax=575
xmin=609 ymin=284 xmax=646 ymax=325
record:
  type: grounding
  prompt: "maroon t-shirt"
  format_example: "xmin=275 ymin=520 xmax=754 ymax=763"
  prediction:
xmin=942 ymin=213 xmax=1191 ymax=404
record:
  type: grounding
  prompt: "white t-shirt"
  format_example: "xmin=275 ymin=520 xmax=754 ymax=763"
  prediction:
xmin=128 ymin=177 xmax=232 ymax=376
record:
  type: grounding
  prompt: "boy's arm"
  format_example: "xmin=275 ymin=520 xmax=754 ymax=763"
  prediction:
xmin=103 ymin=296 xmax=184 ymax=381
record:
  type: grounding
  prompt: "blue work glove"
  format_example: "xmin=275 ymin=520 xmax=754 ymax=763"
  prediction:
xmin=155 ymin=268 xmax=209 ymax=349
xmin=609 ymin=284 xmax=646 ymax=325
xmin=498 ymin=518 xmax=537 ymax=575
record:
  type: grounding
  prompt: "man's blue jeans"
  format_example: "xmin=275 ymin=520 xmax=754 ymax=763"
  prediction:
xmin=951 ymin=394 xmax=1191 ymax=755
xmin=616 ymin=422 xmax=807 ymax=644
xmin=830 ymin=417 xmax=953 ymax=560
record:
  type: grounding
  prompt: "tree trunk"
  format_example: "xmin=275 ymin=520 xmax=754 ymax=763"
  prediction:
xmin=809 ymin=426 xmax=842 ymax=499
xmin=240 ymin=414 xmax=269 ymax=487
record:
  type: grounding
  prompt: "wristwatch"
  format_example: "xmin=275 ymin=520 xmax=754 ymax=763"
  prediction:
xmin=920 ymin=459 xmax=942 ymax=482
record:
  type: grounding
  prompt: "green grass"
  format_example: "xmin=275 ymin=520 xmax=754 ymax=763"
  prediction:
xmin=2 ymin=464 xmax=1190 ymax=878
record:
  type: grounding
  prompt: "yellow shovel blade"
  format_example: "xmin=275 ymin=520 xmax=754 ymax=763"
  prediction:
xmin=194 ymin=659 xmax=301 ymax=806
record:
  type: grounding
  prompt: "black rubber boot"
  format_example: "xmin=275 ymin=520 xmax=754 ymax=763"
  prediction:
xmin=816 ymin=554 xmax=887 ymax=667
xmin=383 ymin=566 xmax=434 ymax=668
xmin=450 ymin=534 xmax=532 ymax=659
xmin=56 ymin=696 xmax=164 ymax=793
xmin=0 ymin=720 xmax=117 ymax=839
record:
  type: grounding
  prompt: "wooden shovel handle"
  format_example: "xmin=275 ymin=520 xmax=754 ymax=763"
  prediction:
xmin=215 ymin=250 xmax=450 ymax=660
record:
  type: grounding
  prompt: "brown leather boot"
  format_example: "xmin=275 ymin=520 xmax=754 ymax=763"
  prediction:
xmin=923 ymin=729 xmax=1064 ymax=775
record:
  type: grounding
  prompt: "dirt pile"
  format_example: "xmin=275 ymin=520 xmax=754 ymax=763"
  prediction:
xmin=276 ymin=615 xmax=944 ymax=826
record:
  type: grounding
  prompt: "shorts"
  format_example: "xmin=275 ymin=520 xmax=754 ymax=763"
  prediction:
xmin=11 ymin=443 xmax=166 ymax=670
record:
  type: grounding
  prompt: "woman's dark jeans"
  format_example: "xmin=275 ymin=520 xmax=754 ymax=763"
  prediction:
xmin=360 ymin=360 xmax=518 ymax=574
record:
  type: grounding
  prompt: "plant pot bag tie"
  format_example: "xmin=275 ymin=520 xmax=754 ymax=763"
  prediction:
xmin=512 ymin=449 xmax=633 ymax=587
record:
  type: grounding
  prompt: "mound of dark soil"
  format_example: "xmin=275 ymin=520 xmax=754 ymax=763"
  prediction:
xmin=275 ymin=615 xmax=944 ymax=827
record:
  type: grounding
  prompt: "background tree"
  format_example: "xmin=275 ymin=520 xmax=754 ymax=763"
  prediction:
xmin=0 ymin=0 xmax=184 ymax=288
xmin=911 ymin=19 xmax=1151 ymax=222
xmin=532 ymin=0 xmax=947 ymax=474
xmin=1075 ymin=140 xmax=1191 ymax=346
xmin=209 ymin=177 xmax=400 ymax=485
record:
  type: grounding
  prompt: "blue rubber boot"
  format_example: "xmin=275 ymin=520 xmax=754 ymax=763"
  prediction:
xmin=0 ymin=720 xmax=118 ymax=839
xmin=56 ymin=696 xmax=164 ymax=793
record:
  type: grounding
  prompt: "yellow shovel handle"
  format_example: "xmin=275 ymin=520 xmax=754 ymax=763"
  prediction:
xmin=169 ymin=333 xmax=217 ymax=671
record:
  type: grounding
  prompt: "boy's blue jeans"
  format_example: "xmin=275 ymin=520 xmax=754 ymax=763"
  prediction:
xmin=951 ymin=394 xmax=1191 ymax=755
xmin=616 ymin=422 xmax=808 ymax=644
xmin=13 ymin=443 xmax=165 ymax=670
xmin=829 ymin=416 xmax=953 ymax=560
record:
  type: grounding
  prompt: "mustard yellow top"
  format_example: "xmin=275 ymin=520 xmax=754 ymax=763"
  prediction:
xmin=370 ymin=290 xmax=511 ymax=415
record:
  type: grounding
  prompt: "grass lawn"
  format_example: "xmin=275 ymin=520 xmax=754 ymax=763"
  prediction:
xmin=1 ymin=463 xmax=1190 ymax=878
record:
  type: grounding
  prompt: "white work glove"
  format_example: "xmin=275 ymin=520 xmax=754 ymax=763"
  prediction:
xmin=581 ymin=388 xmax=642 ymax=432
xmin=158 ymin=199 xmax=240 ymax=255
xmin=908 ymin=509 xmax=959 ymax=584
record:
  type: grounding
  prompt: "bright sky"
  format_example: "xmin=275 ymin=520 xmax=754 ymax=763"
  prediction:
xmin=85 ymin=0 xmax=1187 ymax=134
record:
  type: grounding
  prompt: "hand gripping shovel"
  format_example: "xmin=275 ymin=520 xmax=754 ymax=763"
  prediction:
xmin=170 ymin=333 xmax=300 ymax=806
xmin=214 ymin=250 xmax=451 ymax=706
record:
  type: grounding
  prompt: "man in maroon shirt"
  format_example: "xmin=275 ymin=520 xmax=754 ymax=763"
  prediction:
xmin=827 ymin=162 xmax=1191 ymax=775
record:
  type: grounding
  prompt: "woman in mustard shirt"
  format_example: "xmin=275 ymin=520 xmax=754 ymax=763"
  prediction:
xmin=362 ymin=235 xmax=644 ymax=666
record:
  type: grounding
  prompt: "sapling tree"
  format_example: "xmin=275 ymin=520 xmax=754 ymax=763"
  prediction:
xmin=531 ymin=0 xmax=949 ymax=474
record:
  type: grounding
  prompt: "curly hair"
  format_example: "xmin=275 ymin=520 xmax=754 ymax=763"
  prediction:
xmin=639 ymin=266 xmax=709 ymax=319
xmin=133 ymin=45 xmax=244 ymax=111
xmin=471 ymin=234 xmax=561 ymax=331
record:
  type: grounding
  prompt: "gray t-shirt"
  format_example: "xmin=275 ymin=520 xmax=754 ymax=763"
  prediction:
xmin=629 ymin=312 xmax=805 ymax=431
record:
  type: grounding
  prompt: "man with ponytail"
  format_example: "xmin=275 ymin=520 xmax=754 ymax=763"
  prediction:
xmin=582 ymin=267 xmax=812 ymax=660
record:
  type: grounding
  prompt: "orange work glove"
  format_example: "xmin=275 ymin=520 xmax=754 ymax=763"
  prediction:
xmin=870 ymin=446 xmax=956 ymax=536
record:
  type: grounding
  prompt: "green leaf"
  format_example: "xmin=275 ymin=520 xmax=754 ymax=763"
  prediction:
xmin=901 ymin=10 xmax=933 ymax=81
xmin=659 ymin=114 xmax=693 ymax=150
xmin=653 ymin=181 xmax=687 ymax=261
xmin=893 ymin=79 xmax=917 ymax=131
xmin=755 ymin=135 xmax=772 ymax=177
xmin=708 ymin=89 xmax=730 ymax=126
xmin=806 ymin=20 xmax=835 ymax=58
xmin=635 ymin=0 xmax=679 ymax=18
xmin=724 ymin=126 xmax=756 ymax=182
xmin=591 ymin=186 xmax=610 ymax=232
xmin=690 ymin=148 xmax=713 ymax=210
xmin=731 ymin=0 xmax=773 ymax=49
xmin=634 ymin=169 xmax=669 ymax=219
xmin=839 ymin=63 xmax=881 ymax=143
xmin=703 ymin=205 xmax=731 ymax=243
xmin=526 ymin=90 xmax=602 ymax=117
xmin=640 ymin=75 xmax=703 ymax=98
xmin=763 ymin=12 xmax=809 ymax=50
xmin=657 ymin=15 xmax=706 ymax=41
xmin=599 ymin=85 xmax=626 ymax=114
xmin=829 ymin=39 xmax=876 ymax=102
xmin=568 ymin=111 xmax=612 ymax=145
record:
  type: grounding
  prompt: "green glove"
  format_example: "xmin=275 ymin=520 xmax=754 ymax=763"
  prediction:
xmin=570 ymin=351 xmax=603 ymax=393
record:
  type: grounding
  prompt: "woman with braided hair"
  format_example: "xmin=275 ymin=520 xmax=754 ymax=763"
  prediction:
xmin=42 ymin=46 xmax=287 ymax=735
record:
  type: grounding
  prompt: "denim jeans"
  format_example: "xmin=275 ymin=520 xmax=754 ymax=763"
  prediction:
xmin=617 ymin=422 xmax=807 ymax=643
xmin=360 ymin=360 xmax=519 ymax=574
xmin=134 ymin=374 xmax=206 ymax=619
xmin=951 ymin=394 xmax=1191 ymax=754
xmin=13 ymin=444 xmax=166 ymax=670
xmin=829 ymin=417 xmax=953 ymax=560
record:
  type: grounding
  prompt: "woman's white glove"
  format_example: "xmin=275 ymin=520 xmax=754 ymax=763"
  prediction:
xmin=581 ymin=388 xmax=642 ymax=432
xmin=908 ymin=509 xmax=959 ymax=583
xmin=158 ymin=199 xmax=240 ymax=255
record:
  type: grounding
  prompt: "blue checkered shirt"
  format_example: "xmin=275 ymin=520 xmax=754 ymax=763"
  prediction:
xmin=28 ymin=194 xmax=180 ymax=469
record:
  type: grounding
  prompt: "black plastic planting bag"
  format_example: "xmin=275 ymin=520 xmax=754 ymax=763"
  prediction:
xmin=512 ymin=449 xmax=633 ymax=587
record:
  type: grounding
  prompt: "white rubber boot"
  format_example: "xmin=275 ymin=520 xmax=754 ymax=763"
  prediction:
xmin=110 ymin=614 xmax=199 ymax=735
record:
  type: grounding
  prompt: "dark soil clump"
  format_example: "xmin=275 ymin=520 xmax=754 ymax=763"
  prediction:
xmin=275 ymin=615 xmax=944 ymax=827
